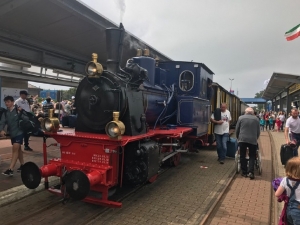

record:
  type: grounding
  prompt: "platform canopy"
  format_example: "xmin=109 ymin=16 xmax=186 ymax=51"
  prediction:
xmin=240 ymin=98 xmax=266 ymax=104
xmin=262 ymin=72 xmax=300 ymax=100
xmin=0 ymin=0 xmax=171 ymax=86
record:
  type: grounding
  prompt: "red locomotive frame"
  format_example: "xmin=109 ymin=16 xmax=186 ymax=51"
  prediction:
xmin=40 ymin=127 xmax=197 ymax=207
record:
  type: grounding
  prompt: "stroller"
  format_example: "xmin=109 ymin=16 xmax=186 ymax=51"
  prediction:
xmin=235 ymin=144 xmax=262 ymax=175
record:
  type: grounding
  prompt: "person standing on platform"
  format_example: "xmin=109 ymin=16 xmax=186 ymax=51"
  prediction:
xmin=275 ymin=157 xmax=300 ymax=224
xmin=64 ymin=101 xmax=72 ymax=116
xmin=269 ymin=115 xmax=274 ymax=131
xmin=235 ymin=107 xmax=260 ymax=180
xmin=275 ymin=117 xmax=282 ymax=132
xmin=278 ymin=112 xmax=286 ymax=131
xmin=0 ymin=96 xmax=27 ymax=176
xmin=260 ymin=117 xmax=265 ymax=131
xmin=210 ymin=103 xmax=231 ymax=165
xmin=285 ymin=108 xmax=300 ymax=157
xmin=15 ymin=90 xmax=32 ymax=151
xmin=264 ymin=112 xmax=269 ymax=130
xmin=71 ymin=96 xmax=76 ymax=115
xmin=54 ymin=101 xmax=64 ymax=122
xmin=42 ymin=97 xmax=54 ymax=118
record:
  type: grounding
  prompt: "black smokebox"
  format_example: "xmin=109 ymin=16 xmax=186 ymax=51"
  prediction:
xmin=106 ymin=23 xmax=125 ymax=74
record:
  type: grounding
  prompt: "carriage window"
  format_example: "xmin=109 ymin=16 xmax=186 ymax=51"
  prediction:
xmin=179 ymin=70 xmax=194 ymax=91
xmin=202 ymin=78 xmax=207 ymax=95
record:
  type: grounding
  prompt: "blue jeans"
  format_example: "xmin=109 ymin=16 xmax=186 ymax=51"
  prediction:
xmin=287 ymin=188 xmax=300 ymax=225
xmin=215 ymin=133 xmax=229 ymax=161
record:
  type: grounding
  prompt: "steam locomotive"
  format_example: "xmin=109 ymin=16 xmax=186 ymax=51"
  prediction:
xmin=21 ymin=24 xmax=216 ymax=207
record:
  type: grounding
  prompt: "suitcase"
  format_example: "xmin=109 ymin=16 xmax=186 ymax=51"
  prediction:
xmin=280 ymin=144 xmax=294 ymax=165
xmin=226 ymin=137 xmax=238 ymax=158
xmin=61 ymin=116 xmax=69 ymax=127
xmin=68 ymin=115 xmax=77 ymax=128
xmin=214 ymin=108 xmax=221 ymax=121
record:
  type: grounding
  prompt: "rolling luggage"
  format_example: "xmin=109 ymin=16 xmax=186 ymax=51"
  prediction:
xmin=61 ymin=116 xmax=69 ymax=127
xmin=280 ymin=144 xmax=294 ymax=165
xmin=68 ymin=115 xmax=77 ymax=128
xmin=227 ymin=137 xmax=238 ymax=158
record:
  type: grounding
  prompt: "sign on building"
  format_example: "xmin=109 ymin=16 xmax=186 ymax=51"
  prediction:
xmin=1 ymin=88 xmax=27 ymax=107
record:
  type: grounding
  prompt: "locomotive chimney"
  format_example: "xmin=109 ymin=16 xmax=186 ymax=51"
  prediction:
xmin=106 ymin=23 xmax=125 ymax=74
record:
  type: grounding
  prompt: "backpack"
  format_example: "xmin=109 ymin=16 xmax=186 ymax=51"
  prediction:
xmin=213 ymin=108 xmax=221 ymax=121
xmin=14 ymin=105 xmax=40 ymax=134
xmin=0 ymin=107 xmax=6 ymax=120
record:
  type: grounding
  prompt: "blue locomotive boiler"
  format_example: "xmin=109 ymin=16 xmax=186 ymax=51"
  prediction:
xmin=75 ymin=24 xmax=214 ymax=138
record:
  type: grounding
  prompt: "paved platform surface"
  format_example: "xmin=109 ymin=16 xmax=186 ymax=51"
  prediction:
xmin=0 ymin=129 xmax=282 ymax=225
xmin=0 ymin=135 xmax=60 ymax=192
xmin=0 ymin=144 xmax=236 ymax=225
xmin=269 ymin=130 xmax=286 ymax=224
xmin=205 ymin=130 xmax=272 ymax=225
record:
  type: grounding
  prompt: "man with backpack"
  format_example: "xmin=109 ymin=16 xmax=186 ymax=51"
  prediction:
xmin=210 ymin=103 xmax=232 ymax=164
xmin=15 ymin=90 xmax=33 ymax=151
xmin=0 ymin=96 xmax=28 ymax=176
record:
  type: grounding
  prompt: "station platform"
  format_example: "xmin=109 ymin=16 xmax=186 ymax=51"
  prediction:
xmin=0 ymin=130 xmax=63 ymax=206
xmin=0 ymin=129 xmax=287 ymax=224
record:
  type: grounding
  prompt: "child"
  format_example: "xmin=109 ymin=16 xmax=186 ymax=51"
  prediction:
xmin=275 ymin=157 xmax=300 ymax=224
xmin=260 ymin=118 xmax=265 ymax=131
xmin=265 ymin=113 xmax=269 ymax=130
xmin=269 ymin=116 xmax=274 ymax=131
xmin=276 ymin=118 xmax=282 ymax=132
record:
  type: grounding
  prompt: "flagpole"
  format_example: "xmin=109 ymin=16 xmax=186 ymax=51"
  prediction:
xmin=229 ymin=78 xmax=234 ymax=92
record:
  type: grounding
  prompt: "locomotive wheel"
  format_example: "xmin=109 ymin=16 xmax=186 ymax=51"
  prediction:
xmin=171 ymin=153 xmax=181 ymax=166
xmin=21 ymin=162 xmax=42 ymax=189
xmin=65 ymin=170 xmax=90 ymax=201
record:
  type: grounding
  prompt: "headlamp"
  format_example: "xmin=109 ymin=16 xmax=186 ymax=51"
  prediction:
xmin=105 ymin=112 xmax=125 ymax=139
xmin=41 ymin=109 xmax=60 ymax=133
xmin=85 ymin=53 xmax=103 ymax=77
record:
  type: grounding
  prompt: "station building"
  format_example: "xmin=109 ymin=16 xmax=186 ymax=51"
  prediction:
xmin=0 ymin=0 xmax=170 ymax=107
xmin=263 ymin=72 xmax=300 ymax=113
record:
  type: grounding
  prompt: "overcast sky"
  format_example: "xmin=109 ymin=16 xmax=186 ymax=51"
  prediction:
xmin=32 ymin=0 xmax=300 ymax=98
xmin=77 ymin=0 xmax=300 ymax=98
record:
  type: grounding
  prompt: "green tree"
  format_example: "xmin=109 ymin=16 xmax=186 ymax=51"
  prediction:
xmin=254 ymin=89 xmax=265 ymax=98
xmin=254 ymin=89 xmax=265 ymax=111
xmin=61 ymin=87 xmax=77 ymax=100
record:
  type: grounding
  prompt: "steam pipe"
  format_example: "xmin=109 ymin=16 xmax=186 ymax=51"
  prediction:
xmin=106 ymin=23 xmax=125 ymax=74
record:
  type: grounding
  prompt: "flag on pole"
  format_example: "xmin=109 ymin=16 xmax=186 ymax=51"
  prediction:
xmin=285 ymin=24 xmax=300 ymax=41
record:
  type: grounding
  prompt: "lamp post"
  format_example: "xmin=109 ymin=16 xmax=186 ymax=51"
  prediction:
xmin=229 ymin=78 xmax=234 ymax=92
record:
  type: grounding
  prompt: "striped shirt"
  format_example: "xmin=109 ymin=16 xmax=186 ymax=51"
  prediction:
xmin=42 ymin=103 xmax=54 ymax=118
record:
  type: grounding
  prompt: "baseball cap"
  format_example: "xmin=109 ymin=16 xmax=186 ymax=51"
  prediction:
xmin=71 ymin=96 xmax=75 ymax=99
xmin=20 ymin=90 xmax=28 ymax=95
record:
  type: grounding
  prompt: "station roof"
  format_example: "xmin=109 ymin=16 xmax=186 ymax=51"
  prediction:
xmin=0 ymin=0 xmax=171 ymax=76
xmin=240 ymin=98 xmax=266 ymax=104
xmin=262 ymin=72 xmax=300 ymax=100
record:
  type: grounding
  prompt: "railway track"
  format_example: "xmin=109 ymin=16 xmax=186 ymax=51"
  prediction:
xmin=82 ymin=166 xmax=172 ymax=225
xmin=1 ymin=151 xmax=238 ymax=225
xmin=3 ymin=167 xmax=170 ymax=225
